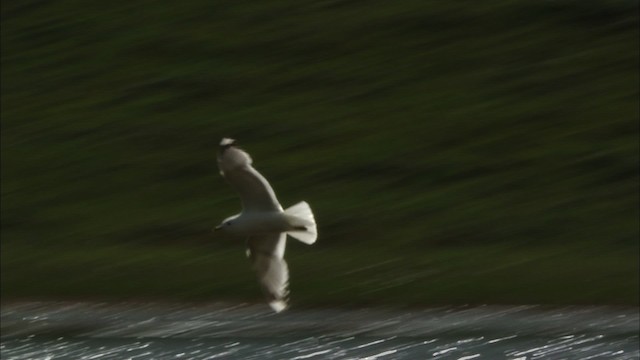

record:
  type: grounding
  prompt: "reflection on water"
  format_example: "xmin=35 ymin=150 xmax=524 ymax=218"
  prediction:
xmin=1 ymin=302 xmax=638 ymax=359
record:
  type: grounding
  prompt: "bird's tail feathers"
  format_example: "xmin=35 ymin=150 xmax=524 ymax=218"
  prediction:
xmin=284 ymin=201 xmax=317 ymax=245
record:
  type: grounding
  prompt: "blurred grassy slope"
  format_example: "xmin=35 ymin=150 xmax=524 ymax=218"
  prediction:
xmin=2 ymin=0 xmax=639 ymax=304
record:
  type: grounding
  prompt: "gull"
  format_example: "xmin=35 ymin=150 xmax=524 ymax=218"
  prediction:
xmin=214 ymin=138 xmax=317 ymax=312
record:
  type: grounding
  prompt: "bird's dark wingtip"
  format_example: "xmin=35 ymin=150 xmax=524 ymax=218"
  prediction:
xmin=219 ymin=138 xmax=236 ymax=155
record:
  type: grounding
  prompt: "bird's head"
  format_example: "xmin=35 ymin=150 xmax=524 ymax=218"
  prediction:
xmin=213 ymin=214 xmax=240 ymax=234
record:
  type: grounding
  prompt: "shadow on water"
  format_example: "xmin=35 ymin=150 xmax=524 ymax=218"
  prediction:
xmin=1 ymin=301 xmax=638 ymax=359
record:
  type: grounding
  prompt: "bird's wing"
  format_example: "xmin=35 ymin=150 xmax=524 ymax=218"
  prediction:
xmin=247 ymin=233 xmax=289 ymax=312
xmin=217 ymin=138 xmax=282 ymax=212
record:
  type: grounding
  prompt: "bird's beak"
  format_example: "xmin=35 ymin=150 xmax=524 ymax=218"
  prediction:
xmin=213 ymin=225 xmax=222 ymax=232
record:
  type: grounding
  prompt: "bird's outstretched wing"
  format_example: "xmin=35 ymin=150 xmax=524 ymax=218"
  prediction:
xmin=217 ymin=138 xmax=282 ymax=212
xmin=247 ymin=233 xmax=289 ymax=312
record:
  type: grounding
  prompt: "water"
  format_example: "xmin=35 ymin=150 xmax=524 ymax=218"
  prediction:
xmin=1 ymin=302 xmax=638 ymax=359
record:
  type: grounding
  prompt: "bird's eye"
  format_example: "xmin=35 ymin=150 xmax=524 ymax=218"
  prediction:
xmin=226 ymin=222 xmax=232 ymax=226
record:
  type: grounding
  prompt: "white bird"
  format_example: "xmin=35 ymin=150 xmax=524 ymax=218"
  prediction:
xmin=214 ymin=138 xmax=317 ymax=312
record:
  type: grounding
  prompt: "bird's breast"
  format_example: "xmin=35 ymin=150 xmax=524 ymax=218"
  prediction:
xmin=238 ymin=212 xmax=289 ymax=235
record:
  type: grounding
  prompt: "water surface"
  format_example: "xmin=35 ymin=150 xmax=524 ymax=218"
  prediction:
xmin=1 ymin=301 xmax=638 ymax=359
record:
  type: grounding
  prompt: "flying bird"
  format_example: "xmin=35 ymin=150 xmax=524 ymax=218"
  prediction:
xmin=214 ymin=138 xmax=317 ymax=312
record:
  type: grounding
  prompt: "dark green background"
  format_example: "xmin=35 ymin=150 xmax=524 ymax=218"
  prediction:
xmin=2 ymin=0 xmax=638 ymax=306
